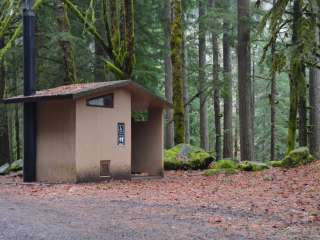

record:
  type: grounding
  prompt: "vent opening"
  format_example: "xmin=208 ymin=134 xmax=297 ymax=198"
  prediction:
xmin=100 ymin=160 xmax=111 ymax=177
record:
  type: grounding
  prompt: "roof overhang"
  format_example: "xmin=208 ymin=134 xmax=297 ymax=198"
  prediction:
xmin=2 ymin=80 xmax=173 ymax=109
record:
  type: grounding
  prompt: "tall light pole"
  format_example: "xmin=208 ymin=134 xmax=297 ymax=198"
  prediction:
xmin=23 ymin=0 xmax=37 ymax=182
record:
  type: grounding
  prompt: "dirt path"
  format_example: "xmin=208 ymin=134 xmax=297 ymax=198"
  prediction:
xmin=0 ymin=163 xmax=320 ymax=239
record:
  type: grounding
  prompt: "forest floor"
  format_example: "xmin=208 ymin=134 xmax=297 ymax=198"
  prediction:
xmin=0 ymin=162 xmax=320 ymax=240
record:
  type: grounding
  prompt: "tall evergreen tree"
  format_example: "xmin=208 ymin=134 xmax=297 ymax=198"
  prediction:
xmin=309 ymin=0 xmax=320 ymax=158
xmin=56 ymin=0 xmax=77 ymax=84
xmin=198 ymin=0 xmax=209 ymax=150
xmin=171 ymin=0 xmax=185 ymax=144
xmin=237 ymin=0 xmax=254 ymax=161
xmin=287 ymin=0 xmax=304 ymax=152
xmin=208 ymin=0 xmax=221 ymax=158
xmin=222 ymin=0 xmax=233 ymax=159
xmin=164 ymin=0 xmax=174 ymax=148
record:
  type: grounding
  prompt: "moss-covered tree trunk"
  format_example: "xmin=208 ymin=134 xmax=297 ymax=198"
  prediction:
xmin=237 ymin=0 xmax=255 ymax=161
xmin=163 ymin=0 xmax=174 ymax=148
xmin=198 ymin=0 xmax=209 ymax=151
xmin=287 ymin=0 xmax=304 ymax=153
xmin=56 ymin=0 xmax=77 ymax=84
xmin=222 ymin=0 xmax=233 ymax=159
xmin=171 ymin=0 xmax=185 ymax=144
xmin=0 ymin=38 xmax=10 ymax=165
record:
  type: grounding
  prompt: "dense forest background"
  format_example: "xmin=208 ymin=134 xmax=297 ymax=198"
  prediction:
xmin=0 ymin=0 xmax=319 ymax=165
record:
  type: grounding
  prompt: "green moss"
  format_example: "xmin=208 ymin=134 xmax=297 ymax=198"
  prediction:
xmin=164 ymin=144 xmax=215 ymax=170
xmin=212 ymin=159 xmax=237 ymax=169
xmin=10 ymin=159 xmax=23 ymax=172
xmin=238 ymin=161 xmax=269 ymax=172
xmin=203 ymin=159 xmax=238 ymax=176
xmin=282 ymin=147 xmax=314 ymax=168
xmin=268 ymin=160 xmax=283 ymax=167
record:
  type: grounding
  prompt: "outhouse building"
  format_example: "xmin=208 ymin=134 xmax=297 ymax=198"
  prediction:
xmin=3 ymin=80 xmax=170 ymax=183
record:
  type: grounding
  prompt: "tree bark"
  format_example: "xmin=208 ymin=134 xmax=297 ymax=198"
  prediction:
xmin=0 ymin=38 xmax=10 ymax=165
xmin=251 ymin=49 xmax=255 ymax=159
xmin=199 ymin=0 xmax=209 ymax=151
xmin=234 ymin=82 xmax=239 ymax=161
xmin=171 ymin=0 xmax=185 ymax=144
xmin=182 ymin=30 xmax=190 ymax=144
xmin=309 ymin=0 xmax=320 ymax=158
xmin=270 ymin=41 xmax=277 ymax=160
xmin=56 ymin=0 xmax=77 ymax=84
xmin=208 ymin=0 xmax=221 ymax=158
xmin=181 ymin=2 xmax=190 ymax=144
xmin=222 ymin=0 xmax=233 ymax=159
xmin=95 ymin=0 xmax=107 ymax=82
xmin=123 ymin=0 xmax=135 ymax=78
xmin=164 ymin=0 xmax=174 ymax=148
xmin=237 ymin=0 xmax=254 ymax=161
xmin=14 ymin=105 xmax=20 ymax=160
xmin=287 ymin=0 xmax=303 ymax=153
xmin=11 ymin=51 xmax=21 ymax=160
xmin=298 ymin=67 xmax=307 ymax=146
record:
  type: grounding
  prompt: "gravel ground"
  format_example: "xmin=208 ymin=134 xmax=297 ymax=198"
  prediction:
xmin=0 ymin=164 xmax=320 ymax=240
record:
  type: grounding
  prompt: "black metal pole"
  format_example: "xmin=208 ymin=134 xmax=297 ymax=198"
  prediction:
xmin=23 ymin=0 xmax=37 ymax=182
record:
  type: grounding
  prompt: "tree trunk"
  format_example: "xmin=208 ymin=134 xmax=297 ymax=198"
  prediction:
xmin=182 ymin=31 xmax=190 ymax=144
xmin=164 ymin=0 xmax=174 ymax=148
xmin=237 ymin=0 xmax=254 ymax=161
xmin=234 ymin=83 xmax=239 ymax=161
xmin=14 ymin=105 xmax=20 ymax=160
xmin=56 ymin=0 xmax=77 ymax=84
xmin=199 ymin=0 xmax=209 ymax=151
xmin=270 ymin=41 xmax=277 ymax=160
xmin=171 ymin=0 xmax=185 ymax=144
xmin=181 ymin=2 xmax=190 ymax=144
xmin=208 ymin=0 xmax=221 ymax=158
xmin=123 ymin=0 xmax=135 ymax=78
xmin=222 ymin=0 xmax=233 ymax=159
xmin=298 ymin=67 xmax=307 ymax=146
xmin=11 ymin=51 xmax=21 ymax=160
xmin=0 ymin=38 xmax=10 ymax=165
xmin=251 ymin=49 xmax=255 ymax=159
xmin=95 ymin=0 xmax=107 ymax=82
xmin=287 ymin=0 xmax=303 ymax=153
xmin=309 ymin=0 xmax=320 ymax=158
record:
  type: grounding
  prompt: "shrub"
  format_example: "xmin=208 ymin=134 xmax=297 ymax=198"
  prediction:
xmin=164 ymin=160 xmax=183 ymax=170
